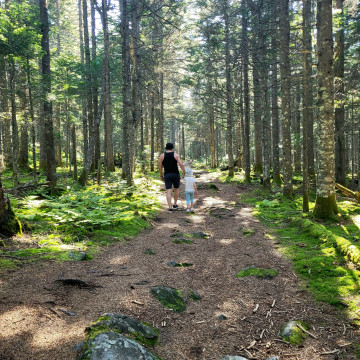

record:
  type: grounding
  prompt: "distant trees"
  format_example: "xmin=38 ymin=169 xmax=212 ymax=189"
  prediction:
xmin=0 ymin=0 xmax=360 ymax=219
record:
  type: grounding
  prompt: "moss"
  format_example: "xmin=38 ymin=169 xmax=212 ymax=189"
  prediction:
xmin=151 ymin=286 xmax=186 ymax=312
xmin=236 ymin=266 xmax=278 ymax=279
xmin=172 ymin=238 xmax=194 ymax=244
xmin=280 ymin=320 xmax=310 ymax=345
xmin=242 ymin=228 xmax=255 ymax=236
xmin=313 ymin=193 xmax=338 ymax=219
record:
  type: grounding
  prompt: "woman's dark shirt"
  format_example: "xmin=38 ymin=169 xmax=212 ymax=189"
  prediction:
xmin=162 ymin=152 xmax=179 ymax=175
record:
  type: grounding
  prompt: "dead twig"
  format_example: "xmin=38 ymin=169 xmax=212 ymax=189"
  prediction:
xmin=296 ymin=323 xmax=317 ymax=339
xmin=319 ymin=349 xmax=340 ymax=355
xmin=253 ymin=303 xmax=259 ymax=313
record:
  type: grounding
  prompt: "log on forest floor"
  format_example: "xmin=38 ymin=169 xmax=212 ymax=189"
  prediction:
xmin=335 ymin=183 xmax=360 ymax=203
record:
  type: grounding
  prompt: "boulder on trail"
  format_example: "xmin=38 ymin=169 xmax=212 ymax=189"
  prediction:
xmin=78 ymin=331 xmax=160 ymax=360
xmin=151 ymin=286 xmax=186 ymax=312
xmin=86 ymin=313 xmax=159 ymax=347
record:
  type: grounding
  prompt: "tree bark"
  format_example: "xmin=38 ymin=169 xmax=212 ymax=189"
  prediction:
xmin=242 ymin=1 xmax=251 ymax=183
xmin=313 ymin=0 xmax=338 ymax=218
xmin=302 ymin=0 xmax=311 ymax=212
xmin=334 ymin=0 xmax=346 ymax=185
xmin=0 ymin=55 xmax=12 ymax=169
xmin=102 ymin=0 xmax=115 ymax=172
xmin=40 ymin=0 xmax=57 ymax=188
xmin=279 ymin=0 xmax=293 ymax=198
xmin=271 ymin=0 xmax=281 ymax=186
xmin=9 ymin=58 xmax=19 ymax=190
xmin=223 ymin=0 xmax=234 ymax=177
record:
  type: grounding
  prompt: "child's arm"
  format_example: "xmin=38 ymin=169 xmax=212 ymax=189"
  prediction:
xmin=193 ymin=182 xmax=198 ymax=196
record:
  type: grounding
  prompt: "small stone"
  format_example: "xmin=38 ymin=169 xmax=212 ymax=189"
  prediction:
xmin=217 ymin=314 xmax=228 ymax=320
xmin=145 ymin=248 xmax=156 ymax=255
xmin=189 ymin=291 xmax=202 ymax=301
xmin=266 ymin=357 xmax=280 ymax=360
xmin=221 ymin=356 xmax=248 ymax=360
xmin=167 ymin=260 xmax=177 ymax=267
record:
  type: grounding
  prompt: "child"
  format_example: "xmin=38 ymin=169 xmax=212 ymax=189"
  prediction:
xmin=184 ymin=167 xmax=198 ymax=213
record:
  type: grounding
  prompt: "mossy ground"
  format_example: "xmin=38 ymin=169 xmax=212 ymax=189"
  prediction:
xmin=238 ymin=180 xmax=360 ymax=326
xmin=236 ymin=266 xmax=278 ymax=279
xmin=1 ymin=169 xmax=161 ymax=273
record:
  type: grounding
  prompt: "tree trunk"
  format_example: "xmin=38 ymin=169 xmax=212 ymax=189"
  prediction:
xmin=0 ymin=55 xmax=12 ymax=168
xmin=120 ymin=0 xmax=132 ymax=180
xmin=26 ymin=58 xmax=37 ymax=187
xmin=279 ymin=0 xmax=293 ymax=198
xmin=334 ymin=0 xmax=346 ymax=185
xmin=18 ymin=91 xmax=29 ymax=169
xmin=313 ymin=0 xmax=338 ymax=218
xmin=302 ymin=0 xmax=311 ymax=212
xmin=78 ymin=0 xmax=88 ymax=162
xmin=242 ymin=1 xmax=251 ymax=183
xmin=40 ymin=0 xmax=57 ymax=188
xmin=72 ymin=124 xmax=77 ymax=180
xmin=0 ymin=180 xmax=21 ymax=236
xmin=293 ymin=78 xmax=302 ymax=172
xmin=9 ymin=58 xmax=19 ymax=190
xmin=223 ymin=0 xmax=234 ymax=177
xmin=83 ymin=0 xmax=94 ymax=162
xmin=91 ymin=0 xmax=100 ymax=169
xmin=150 ymin=92 xmax=155 ymax=172
xmin=208 ymin=81 xmax=216 ymax=168
xmin=102 ymin=0 xmax=115 ymax=172
xmin=271 ymin=0 xmax=281 ymax=186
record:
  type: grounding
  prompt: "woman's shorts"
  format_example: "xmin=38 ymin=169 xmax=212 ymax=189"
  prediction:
xmin=164 ymin=173 xmax=180 ymax=190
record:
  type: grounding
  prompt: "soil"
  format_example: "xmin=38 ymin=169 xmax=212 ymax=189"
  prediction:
xmin=0 ymin=171 xmax=358 ymax=360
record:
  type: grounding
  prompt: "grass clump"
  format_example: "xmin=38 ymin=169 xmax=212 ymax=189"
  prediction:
xmin=236 ymin=265 xmax=278 ymax=279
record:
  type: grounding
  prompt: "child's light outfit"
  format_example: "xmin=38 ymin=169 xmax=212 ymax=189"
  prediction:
xmin=184 ymin=175 xmax=196 ymax=206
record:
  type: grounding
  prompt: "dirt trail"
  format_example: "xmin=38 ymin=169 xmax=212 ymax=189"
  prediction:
xmin=0 ymin=172 xmax=357 ymax=360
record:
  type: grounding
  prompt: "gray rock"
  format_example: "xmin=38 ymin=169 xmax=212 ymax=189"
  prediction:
xmin=221 ymin=356 xmax=248 ymax=360
xmin=266 ymin=357 xmax=280 ymax=360
xmin=217 ymin=314 xmax=228 ymax=320
xmin=73 ymin=342 xmax=85 ymax=352
xmin=79 ymin=332 xmax=160 ymax=360
xmin=87 ymin=313 xmax=158 ymax=346
xmin=280 ymin=320 xmax=309 ymax=345
xmin=151 ymin=286 xmax=186 ymax=312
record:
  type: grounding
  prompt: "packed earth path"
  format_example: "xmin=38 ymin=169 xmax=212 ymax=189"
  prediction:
xmin=0 ymin=171 xmax=358 ymax=360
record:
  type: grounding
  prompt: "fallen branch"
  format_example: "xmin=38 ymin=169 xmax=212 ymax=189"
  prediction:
xmin=296 ymin=323 xmax=317 ymax=339
xmin=336 ymin=183 xmax=360 ymax=203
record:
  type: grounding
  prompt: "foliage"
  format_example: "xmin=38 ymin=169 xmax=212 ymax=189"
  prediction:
xmin=1 ymin=171 xmax=161 ymax=271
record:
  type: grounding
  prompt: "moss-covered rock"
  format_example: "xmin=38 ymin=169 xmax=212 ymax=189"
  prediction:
xmin=151 ymin=286 xmax=186 ymax=312
xmin=236 ymin=265 xmax=278 ymax=279
xmin=280 ymin=320 xmax=310 ymax=345
xmin=86 ymin=313 xmax=159 ymax=347
xmin=78 ymin=332 xmax=161 ymax=360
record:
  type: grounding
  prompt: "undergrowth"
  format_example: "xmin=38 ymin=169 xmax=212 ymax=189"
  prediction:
xmin=0 ymin=170 xmax=161 ymax=271
xmin=238 ymin=184 xmax=360 ymax=326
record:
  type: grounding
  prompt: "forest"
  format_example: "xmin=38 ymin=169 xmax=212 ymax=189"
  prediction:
xmin=1 ymin=0 xmax=360 ymax=359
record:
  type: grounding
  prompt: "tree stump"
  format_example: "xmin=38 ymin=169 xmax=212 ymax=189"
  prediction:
xmin=0 ymin=182 xmax=21 ymax=237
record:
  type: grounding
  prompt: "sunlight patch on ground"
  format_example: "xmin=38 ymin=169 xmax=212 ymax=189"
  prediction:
xmin=109 ymin=254 xmax=132 ymax=265
xmin=218 ymin=238 xmax=236 ymax=245
xmin=31 ymin=323 xmax=82 ymax=349
xmin=353 ymin=215 xmax=360 ymax=230
xmin=202 ymin=196 xmax=228 ymax=207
